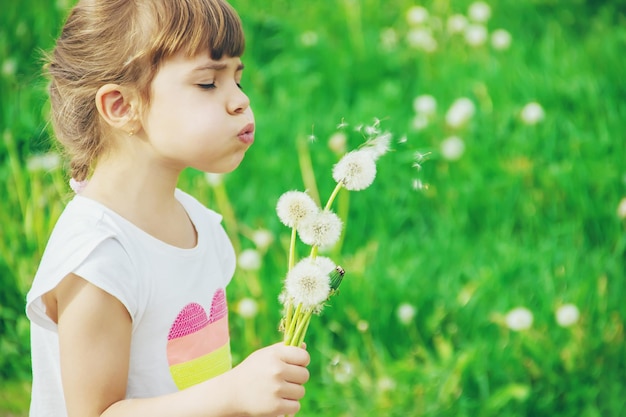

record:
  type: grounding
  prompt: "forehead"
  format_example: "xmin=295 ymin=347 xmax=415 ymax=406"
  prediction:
xmin=155 ymin=51 xmax=243 ymax=77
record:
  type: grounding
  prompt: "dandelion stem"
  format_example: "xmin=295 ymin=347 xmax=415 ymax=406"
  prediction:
xmin=289 ymin=227 xmax=297 ymax=270
xmin=324 ymin=181 xmax=344 ymax=211
xmin=290 ymin=309 xmax=313 ymax=346
xmin=284 ymin=303 xmax=302 ymax=343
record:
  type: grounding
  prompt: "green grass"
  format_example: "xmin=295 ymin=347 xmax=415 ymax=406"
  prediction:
xmin=1 ymin=0 xmax=625 ymax=416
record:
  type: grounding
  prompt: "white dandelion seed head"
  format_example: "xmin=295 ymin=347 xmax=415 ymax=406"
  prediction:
xmin=440 ymin=136 xmax=466 ymax=161
xmin=491 ymin=29 xmax=512 ymax=50
xmin=412 ymin=113 xmax=430 ymax=130
xmin=237 ymin=248 xmax=262 ymax=271
xmin=285 ymin=259 xmax=331 ymax=308
xmin=2 ymin=58 xmax=17 ymax=77
xmin=617 ymin=197 xmax=626 ymax=220
xmin=520 ymin=102 xmax=545 ymax=125
xmin=413 ymin=94 xmax=437 ymax=116
xmin=464 ymin=24 xmax=488 ymax=47
xmin=363 ymin=132 xmax=392 ymax=160
xmin=468 ymin=1 xmax=492 ymax=23
xmin=298 ymin=210 xmax=343 ymax=248
xmin=380 ymin=27 xmax=398 ymax=51
xmin=332 ymin=150 xmax=377 ymax=191
xmin=276 ymin=190 xmax=319 ymax=227
xmin=236 ymin=297 xmax=258 ymax=319
xmin=447 ymin=14 xmax=468 ymax=34
xmin=205 ymin=172 xmax=223 ymax=187
xmin=397 ymin=303 xmax=417 ymax=325
xmin=311 ymin=256 xmax=337 ymax=275
xmin=555 ymin=304 xmax=580 ymax=327
xmin=445 ymin=97 xmax=476 ymax=128
xmin=328 ymin=131 xmax=348 ymax=155
xmin=251 ymin=229 xmax=274 ymax=251
xmin=26 ymin=153 xmax=61 ymax=172
xmin=505 ymin=307 xmax=534 ymax=331
xmin=300 ymin=30 xmax=319 ymax=47
xmin=406 ymin=28 xmax=437 ymax=52
xmin=406 ymin=6 xmax=429 ymax=26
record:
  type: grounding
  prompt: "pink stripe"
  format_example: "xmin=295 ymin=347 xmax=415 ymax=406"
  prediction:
xmin=209 ymin=289 xmax=227 ymax=323
xmin=167 ymin=316 xmax=229 ymax=366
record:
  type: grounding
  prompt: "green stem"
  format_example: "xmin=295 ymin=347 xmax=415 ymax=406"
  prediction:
xmin=284 ymin=303 xmax=302 ymax=343
xmin=289 ymin=309 xmax=313 ymax=346
xmin=324 ymin=181 xmax=344 ymax=211
xmin=289 ymin=226 xmax=297 ymax=270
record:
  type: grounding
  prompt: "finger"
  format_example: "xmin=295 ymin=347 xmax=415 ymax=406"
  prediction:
xmin=280 ymin=345 xmax=310 ymax=366
xmin=280 ymin=381 xmax=306 ymax=401
xmin=283 ymin=363 xmax=310 ymax=385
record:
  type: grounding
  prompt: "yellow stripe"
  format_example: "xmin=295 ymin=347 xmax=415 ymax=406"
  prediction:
xmin=169 ymin=343 xmax=232 ymax=390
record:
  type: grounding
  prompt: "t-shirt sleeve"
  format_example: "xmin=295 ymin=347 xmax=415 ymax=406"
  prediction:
xmin=27 ymin=237 xmax=139 ymax=332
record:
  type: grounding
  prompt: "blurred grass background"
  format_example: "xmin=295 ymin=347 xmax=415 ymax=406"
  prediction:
xmin=1 ymin=0 xmax=625 ymax=416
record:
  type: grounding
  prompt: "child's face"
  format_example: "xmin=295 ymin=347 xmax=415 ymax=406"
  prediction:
xmin=141 ymin=51 xmax=254 ymax=174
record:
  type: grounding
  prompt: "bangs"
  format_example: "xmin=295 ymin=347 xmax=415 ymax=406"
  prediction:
xmin=144 ymin=0 xmax=245 ymax=64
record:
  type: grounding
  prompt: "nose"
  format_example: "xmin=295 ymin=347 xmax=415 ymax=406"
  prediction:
xmin=228 ymin=85 xmax=251 ymax=115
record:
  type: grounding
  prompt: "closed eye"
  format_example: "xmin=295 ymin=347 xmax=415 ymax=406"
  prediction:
xmin=197 ymin=83 xmax=216 ymax=90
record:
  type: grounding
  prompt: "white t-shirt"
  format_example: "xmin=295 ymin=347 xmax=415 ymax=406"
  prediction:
xmin=26 ymin=189 xmax=236 ymax=417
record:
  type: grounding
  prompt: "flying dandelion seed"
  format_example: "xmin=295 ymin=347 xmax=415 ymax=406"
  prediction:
xmin=336 ymin=118 xmax=349 ymax=129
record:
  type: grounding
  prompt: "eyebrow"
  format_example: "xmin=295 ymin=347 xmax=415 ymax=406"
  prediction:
xmin=192 ymin=62 xmax=245 ymax=72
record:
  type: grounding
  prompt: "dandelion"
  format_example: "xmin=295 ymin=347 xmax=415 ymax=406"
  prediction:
xmin=445 ymin=97 xmax=476 ymax=128
xmin=300 ymin=30 xmax=319 ymax=47
xmin=617 ymin=197 xmax=626 ymax=220
xmin=2 ymin=58 xmax=17 ymax=77
xmin=276 ymin=190 xmax=318 ymax=228
xmin=406 ymin=28 xmax=437 ymax=52
xmin=298 ymin=210 xmax=343 ymax=248
xmin=491 ymin=29 xmax=512 ymax=50
xmin=412 ymin=113 xmax=430 ymax=130
xmin=413 ymin=94 xmax=437 ymax=116
xmin=205 ymin=172 xmax=223 ymax=187
xmin=284 ymin=259 xmax=331 ymax=308
xmin=406 ymin=6 xmax=429 ymax=26
xmin=332 ymin=150 xmax=377 ymax=191
xmin=26 ymin=153 xmax=61 ymax=172
xmin=397 ymin=303 xmax=417 ymax=325
xmin=236 ymin=298 xmax=259 ymax=319
xmin=447 ymin=14 xmax=468 ymax=34
xmin=380 ymin=27 xmax=398 ymax=51
xmin=237 ymin=248 xmax=262 ymax=271
xmin=440 ymin=136 xmax=466 ymax=161
xmin=520 ymin=102 xmax=545 ymax=125
xmin=555 ymin=304 xmax=580 ymax=327
xmin=505 ymin=307 xmax=533 ymax=331
xmin=251 ymin=229 xmax=274 ymax=251
xmin=468 ymin=1 xmax=491 ymax=23
xmin=328 ymin=131 xmax=348 ymax=155
xmin=362 ymin=132 xmax=392 ymax=161
xmin=464 ymin=24 xmax=488 ymax=47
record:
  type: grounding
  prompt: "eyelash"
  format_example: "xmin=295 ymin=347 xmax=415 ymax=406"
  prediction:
xmin=197 ymin=82 xmax=244 ymax=90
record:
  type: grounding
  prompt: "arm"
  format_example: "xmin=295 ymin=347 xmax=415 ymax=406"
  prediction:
xmin=53 ymin=274 xmax=309 ymax=417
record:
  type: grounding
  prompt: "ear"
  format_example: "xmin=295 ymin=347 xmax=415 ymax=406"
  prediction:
xmin=95 ymin=84 xmax=140 ymax=134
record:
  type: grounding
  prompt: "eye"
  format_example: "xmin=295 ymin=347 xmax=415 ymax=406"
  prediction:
xmin=197 ymin=83 xmax=216 ymax=90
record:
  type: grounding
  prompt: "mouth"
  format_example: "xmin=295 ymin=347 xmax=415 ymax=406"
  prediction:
xmin=237 ymin=122 xmax=255 ymax=145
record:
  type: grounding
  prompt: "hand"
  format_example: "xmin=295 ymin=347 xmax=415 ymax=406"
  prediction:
xmin=228 ymin=342 xmax=310 ymax=417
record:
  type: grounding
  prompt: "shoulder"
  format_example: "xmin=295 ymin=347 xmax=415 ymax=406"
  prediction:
xmin=175 ymin=188 xmax=223 ymax=226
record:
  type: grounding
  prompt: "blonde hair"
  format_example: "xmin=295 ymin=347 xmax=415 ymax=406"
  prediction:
xmin=47 ymin=0 xmax=245 ymax=181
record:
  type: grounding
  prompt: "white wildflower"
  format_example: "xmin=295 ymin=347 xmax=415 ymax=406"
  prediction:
xmin=298 ymin=210 xmax=343 ymax=248
xmin=440 ymin=136 xmax=466 ymax=161
xmin=285 ymin=258 xmax=331 ymax=308
xmin=445 ymin=97 xmax=476 ymax=128
xmin=332 ymin=150 xmax=377 ymax=191
xmin=238 ymin=248 xmax=262 ymax=271
xmin=447 ymin=14 xmax=468 ymax=34
xmin=236 ymin=297 xmax=258 ymax=319
xmin=328 ymin=131 xmax=348 ymax=155
xmin=251 ymin=229 xmax=274 ymax=251
xmin=407 ymin=28 xmax=437 ymax=52
xmin=406 ymin=6 xmax=429 ymax=26
xmin=464 ymin=24 xmax=488 ymax=47
xmin=26 ymin=153 xmax=61 ymax=172
xmin=413 ymin=94 xmax=437 ymax=116
xmin=520 ymin=102 xmax=545 ymax=125
xmin=397 ymin=303 xmax=417 ymax=325
xmin=276 ymin=190 xmax=319 ymax=227
xmin=491 ymin=29 xmax=512 ymax=50
xmin=311 ymin=256 xmax=337 ymax=275
xmin=205 ymin=172 xmax=223 ymax=186
xmin=468 ymin=1 xmax=491 ymax=23
xmin=555 ymin=304 xmax=580 ymax=327
xmin=505 ymin=307 xmax=533 ymax=331
xmin=617 ymin=197 xmax=626 ymax=220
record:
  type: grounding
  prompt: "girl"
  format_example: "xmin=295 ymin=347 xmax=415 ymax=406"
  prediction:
xmin=26 ymin=1 xmax=310 ymax=416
